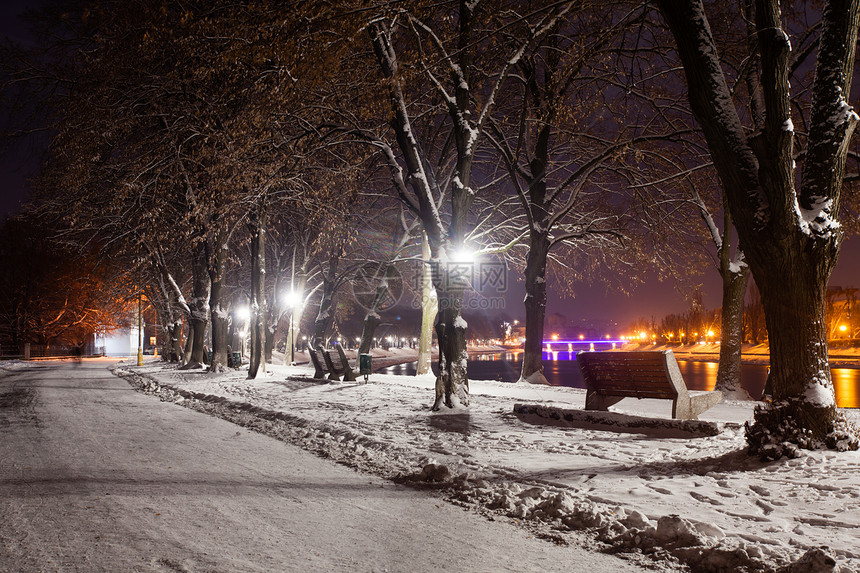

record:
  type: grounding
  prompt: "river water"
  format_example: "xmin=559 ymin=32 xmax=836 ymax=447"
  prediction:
xmin=379 ymin=351 xmax=860 ymax=408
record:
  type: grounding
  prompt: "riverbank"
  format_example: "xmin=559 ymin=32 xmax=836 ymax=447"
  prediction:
xmin=620 ymin=343 xmax=860 ymax=368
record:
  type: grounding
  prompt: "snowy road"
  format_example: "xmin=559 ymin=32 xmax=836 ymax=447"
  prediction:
xmin=0 ymin=359 xmax=649 ymax=573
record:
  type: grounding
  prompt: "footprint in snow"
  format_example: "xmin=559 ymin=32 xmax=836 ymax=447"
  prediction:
xmin=647 ymin=485 xmax=673 ymax=495
xmin=690 ymin=491 xmax=723 ymax=505
xmin=749 ymin=484 xmax=771 ymax=496
xmin=755 ymin=499 xmax=775 ymax=515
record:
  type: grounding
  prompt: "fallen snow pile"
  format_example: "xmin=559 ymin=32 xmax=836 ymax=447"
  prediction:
xmin=114 ymin=360 xmax=860 ymax=573
xmin=512 ymin=403 xmax=725 ymax=437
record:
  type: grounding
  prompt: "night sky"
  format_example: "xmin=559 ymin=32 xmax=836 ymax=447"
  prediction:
xmin=0 ymin=1 xmax=858 ymax=326
xmin=0 ymin=0 xmax=41 ymax=222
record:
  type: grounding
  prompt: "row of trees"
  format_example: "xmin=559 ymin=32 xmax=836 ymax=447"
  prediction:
xmin=0 ymin=215 xmax=131 ymax=351
xmin=3 ymin=0 xmax=859 ymax=455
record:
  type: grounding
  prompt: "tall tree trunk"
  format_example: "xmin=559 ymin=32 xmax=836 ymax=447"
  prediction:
xmin=714 ymin=211 xmax=752 ymax=399
xmin=182 ymin=322 xmax=193 ymax=365
xmin=168 ymin=320 xmax=182 ymax=362
xmin=714 ymin=262 xmax=751 ymax=398
xmin=358 ymin=263 xmax=392 ymax=355
xmin=312 ymin=256 xmax=339 ymax=350
xmin=358 ymin=312 xmax=382 ymax=356
xmin=417 ymin=235 xmax=436 ymax=375
xmin=181 ymin=243 xmax=210 ymax=369
xmin=155 ymin=286 xmax=183 ymax=362
xmin=519 ymin=232 xmax=550 ymax=384
xmin=208 ymin=229 xmax=230 ymax=373
xmin=248 ymin=199 xmax=267 ymax=379
xmin=264 ymin=323 xmax=276 ymax=363
xmin=431 ymin=264 xmax=469 ymax=410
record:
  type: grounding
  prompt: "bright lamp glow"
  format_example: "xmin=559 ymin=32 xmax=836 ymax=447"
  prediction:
xmin=236 ymin=306 xmax=250 ymax=322
xmin=451 ymin=246 xmax=476 ymax=263
xmin=283 ymin=290 xmax=300 ymax=308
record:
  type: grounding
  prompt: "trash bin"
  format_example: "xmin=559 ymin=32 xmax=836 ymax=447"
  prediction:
xmin=359 ymin=354 xmax=372 ymax=383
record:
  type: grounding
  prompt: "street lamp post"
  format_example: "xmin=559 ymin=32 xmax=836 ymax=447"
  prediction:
xmin=289 ymin=309 xmax=295 ymax=364
xmin=137 ymin=291 xmax=144 ymax=366
xmin=283 ymin=290 xmax=300 ymax=365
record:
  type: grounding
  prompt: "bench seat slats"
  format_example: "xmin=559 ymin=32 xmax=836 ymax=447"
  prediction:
xmin=577 ymin=350 xmax=721 ymax=420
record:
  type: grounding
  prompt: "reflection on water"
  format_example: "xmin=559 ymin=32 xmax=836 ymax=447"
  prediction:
xmin=380 ymin=351 xmax=860 ymax=408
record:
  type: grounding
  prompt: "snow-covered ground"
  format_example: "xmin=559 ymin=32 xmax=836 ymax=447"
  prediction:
xmin=108 ymin=357 xmax=860 ymax=572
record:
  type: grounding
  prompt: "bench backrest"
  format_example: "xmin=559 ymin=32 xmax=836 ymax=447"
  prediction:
xmin=310 ymin=349 xmax=328 ymax=371
xmin=576 ymin=350 xmax=687 ymax=400
xmin=326 ymin=349 xmax=346 ymax=373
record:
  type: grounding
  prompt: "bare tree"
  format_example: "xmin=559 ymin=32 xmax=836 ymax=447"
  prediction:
xmin=655 ymin=0 xmax=860 ymax=455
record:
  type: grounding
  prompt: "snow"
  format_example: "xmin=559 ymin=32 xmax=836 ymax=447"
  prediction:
xmin=212 ymin=304 xmax=229 ymax=320
xmin=805 ymin=374 xmax=837 ymax=407
xmin=832 ymin=88 xmax=860 ymax=127
xmin=727 ymin=259 xmax=748 ymax=275
xmin=454 ymin=315 xmax=468 ymax=330
xmin=797 ymin=196 xmax=841 ymax=237
xmin=111 ymin=356 xmax=860 ymax=572
xmin=782 ymin=118 xmax=794 ymax=132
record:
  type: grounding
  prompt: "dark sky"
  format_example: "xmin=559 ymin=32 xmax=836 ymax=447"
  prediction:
xmin=0 ymin=0 xmax=42 ymax=221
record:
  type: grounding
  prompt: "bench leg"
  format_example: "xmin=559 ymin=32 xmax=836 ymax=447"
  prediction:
xmin=585 ymin=390 xmax=624 ymax=411
xmin=673 ymin=392 xmax=722 ymax=420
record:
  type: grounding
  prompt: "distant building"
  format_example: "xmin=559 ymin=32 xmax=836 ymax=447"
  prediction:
xmin=103 ymin=326 xmax=142 ymax=357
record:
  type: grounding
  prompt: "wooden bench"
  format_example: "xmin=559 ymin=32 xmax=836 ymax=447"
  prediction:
xmin=309 ymin=349 xmax=329 ymax=379
xmin=576 ymin=350 xmax=721 ymax=420
xmin=323 ymin=345 xmax=357 ymax=382
xmin=310 ymin=346 xmax=358 ymax=381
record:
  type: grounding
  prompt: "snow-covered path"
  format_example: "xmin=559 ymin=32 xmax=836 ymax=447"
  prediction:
xmin=0 ymin=359 xmax=649 ymax=572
